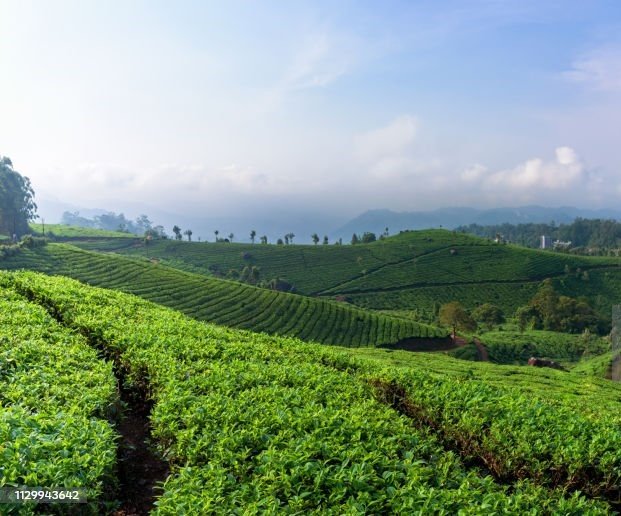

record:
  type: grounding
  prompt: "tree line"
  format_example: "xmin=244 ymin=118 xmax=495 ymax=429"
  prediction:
xmin=437 ymin=279 xmax=608 ymax=339
xmin=0 ymin=156 xmax=37 ymax=238
xmin=457 ymin=218 xmax=621 ymax=252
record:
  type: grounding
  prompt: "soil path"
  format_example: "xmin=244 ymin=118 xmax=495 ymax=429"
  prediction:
xmin=473 ymin=337 xmax=489 ymax=362
xmin=112 ymin=384 xmax=169 ymax=516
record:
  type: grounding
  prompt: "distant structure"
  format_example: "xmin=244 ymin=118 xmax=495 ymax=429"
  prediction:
xmin=553 ymin=240 xmax=572 ymax=250
xmin=540 ymin=235 xmax=552 ymax=249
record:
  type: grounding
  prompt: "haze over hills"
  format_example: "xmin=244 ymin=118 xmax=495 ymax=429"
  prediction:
xmin=334 ymin=206 xmax=621 ymax=240
xmin=36 ymin=197 xmax=621 ymax=245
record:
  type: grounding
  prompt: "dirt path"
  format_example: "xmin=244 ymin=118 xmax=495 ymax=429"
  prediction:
xmin=473 ymin=337 xmax=489 ymax=361
xmin=112 ymin=382 xmax=169 ymax=516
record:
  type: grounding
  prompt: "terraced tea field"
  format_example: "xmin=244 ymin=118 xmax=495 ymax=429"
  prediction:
xmin=3 ymin=270 xmax=619 ymax=513
xmin=0 ymin=283 xmax=118 ymax=511
xmin=73 ymin=229 xmax=621 ymax=314
xmin=476 ymin=329 xmax=610 ymax=365
xmin=0 ymin=243 xmax=444 ymax=346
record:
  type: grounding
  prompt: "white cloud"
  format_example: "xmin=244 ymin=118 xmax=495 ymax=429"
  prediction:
xmin=565 ymin=45 xmax=621 ymax=92
xmin=284 ymin=33 xmax=349 ymax=90
xmin=461 ymin=163 xmax=487 ymax=182
xmin=354 ymin=115 xmax=418 ymax=165
xmin=462 ymin=146 xmax=588 ymax=191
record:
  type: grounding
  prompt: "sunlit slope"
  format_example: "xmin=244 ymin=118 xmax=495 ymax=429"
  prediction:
xmin=73 ymin=229 xmax=491 ymax=293
xmin=73 ymin=229 xmax=621 ymax=313
xmin=3 ymin=270 xmax=620 ymax=512
xmin=29 ymin=222 xmax=135 ymax=239
xmin=0 ymin=243 xmax=444 ymax=346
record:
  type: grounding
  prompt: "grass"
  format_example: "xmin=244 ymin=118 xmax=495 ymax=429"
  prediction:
xmin=29 ymin=223 xmax=136 ymax=239
xmin=4 ymin=269 xmax=617 ymax=513
xmin=0 ymin=243 xmax=445 ymax=346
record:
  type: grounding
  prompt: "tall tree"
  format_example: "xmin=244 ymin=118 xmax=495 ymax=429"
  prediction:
xmin=0 ymin=156 xmax=37 ymax=237
xmin=311 ymin=233 xmax=319 ymax=245
xmin=260 ymin=235 xmax=268 ymax=244
xmin=172 ymin=225 xmax=182 ymax=240
xmin=323 ymin=235 xmax=329 ymax=245
xmin=471 ymin=303 xmax=505 ymax=330
xmin=228 ymin=233 xmax=234 ymax=242
xmin=439 ymin=301 xmax=477 ymax=341
xmin=214 ymin=229 xmax=219 ymax=242
xmin=250 ymin=229 xmax=256 ymax=244
xmin=183 ymin=229 xmax=193 ymax=241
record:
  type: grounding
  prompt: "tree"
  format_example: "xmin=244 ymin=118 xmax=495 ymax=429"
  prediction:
xmin=172 ymin=225 xmax=182 ymax=241
xmin=311 ymin=233 xmax=319 ymax=245
xmin=135 ymin=214 xmax=152 ymax=234
xmin=471 ymin=303 xmax=505 ymax=330
xmin=323 ymin=235 xmax=329 ymax=245
xmin=214 ymin=230 xmax=219 ymax=242
xmin=438 ymin=301 xmax=477 ymax=341
xmin=228 ymin=233 xmax=234 ymax=243
xmin=183 ymin=229 xmax=193 ymax=241
xmin=514 ymin=280 xmax=605 ymax=334
xmin=0 ymin=156 xmax=37 ymax=237
xmin=361 ymin=232 xmax=376 ymax=243
xmin=284 ymin=235 xmax=289 ymax=245
xmin=351 ymin=233 xmax=359 ymax=245
xmin=260 ymin=235 xmax=268 ymax=244
xmin=287 ymin=232 xmax=295 ymax=244
xmin=250 ymin=230 xmax=256 ymax=244
xmin=277 ymin=238 xmax=284 ymax=245
xmin=145 ymin=225 xmax=167 ymax=239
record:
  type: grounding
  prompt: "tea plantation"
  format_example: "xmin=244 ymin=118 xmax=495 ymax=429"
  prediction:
xmin=0 ymin=283 xmax=118 ymax=513
xmin=72 ymin=229 xmax=621 ymax=315
xmin=0 ymin=243 xmax=444 ymax=347
xmin=1 ymin=270 xmax=619 ymax=513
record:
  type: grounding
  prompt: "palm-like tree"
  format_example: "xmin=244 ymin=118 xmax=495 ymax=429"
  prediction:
xmin=214 ymin=230 xmax=219 ymax=242
xmin=183 ymin=229 xmax=193 ymax=242
xmin=250 ymin=229 xmax=256 ymax=244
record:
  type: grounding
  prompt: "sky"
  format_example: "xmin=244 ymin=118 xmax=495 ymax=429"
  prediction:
xmin=2 ymin=0 xmax=621 ymax=228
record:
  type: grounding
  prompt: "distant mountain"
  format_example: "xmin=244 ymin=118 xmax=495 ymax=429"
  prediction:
xmin=333 ymin=206 xmax=621 ymax=240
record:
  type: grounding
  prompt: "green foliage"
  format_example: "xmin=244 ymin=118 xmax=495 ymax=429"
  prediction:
xmin=0 ymin=243 xmax=445 ymax=346
xmin=0 ymin=285 xmax=118 ymax=509
xmin=459 ymin=218 xmax=621 ymax=250
xmin=471 ymin=303 xmax=505 ymax=329
xmin=3 ymin=271 xmax=613 ymax=513
xmin=517 ymin=279 xmax=606 ymax=334
xmin=0 ymin=156 xmax=37 ymax=237
xmin=29 ymin=223 xmax=136 ymax=239
xmin=478 ymin=329 xmax=610 ymax=365
xmin=438 ymin=301 xmax=477 ymax=335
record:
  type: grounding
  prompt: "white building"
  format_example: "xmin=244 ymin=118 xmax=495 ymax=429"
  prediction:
xmin=540 ymin=235 xmax=552 ymax=249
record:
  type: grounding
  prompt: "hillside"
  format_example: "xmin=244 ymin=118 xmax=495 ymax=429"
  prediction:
xmin=72 ymin=229 xmax=621 ymax=315
xmin=334 ymin=205 xmax=621 ymax=238
xmin=0 ymin=243 xmax=444 ymax=346
xmin=2 ymin=270 xmax=620 ymax=512
xmin=29 ymin=222 xmax=136 ymax=239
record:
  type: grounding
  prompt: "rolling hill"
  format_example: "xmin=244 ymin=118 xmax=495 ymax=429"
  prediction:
xmin=71 ymin=228 xmax=621 ymax=316
xmin=0 ymin=243 xmax=444 ymax=347
xmin=1 ymin=270 xmax=620 ymax=512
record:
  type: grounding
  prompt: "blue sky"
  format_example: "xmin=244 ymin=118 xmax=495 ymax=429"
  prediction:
xmin=2 ymin=0 xmax=621 ymax=222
